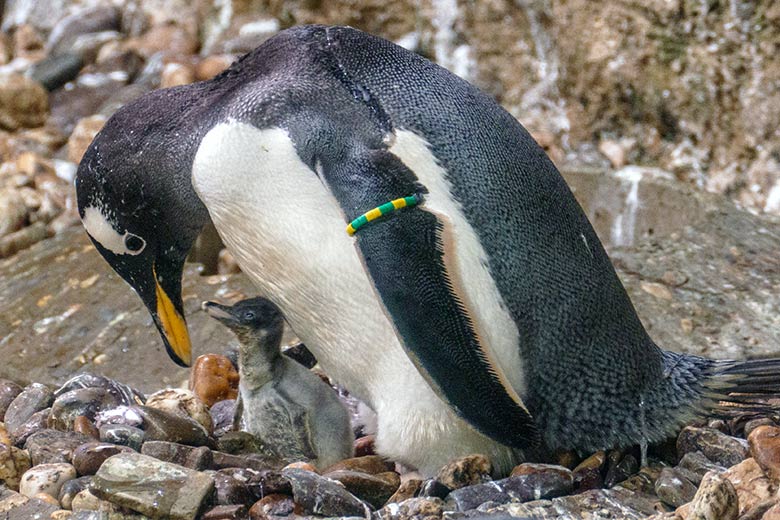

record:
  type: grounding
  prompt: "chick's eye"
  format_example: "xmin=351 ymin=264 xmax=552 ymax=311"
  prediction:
xmin=243 ymin=311 xmax=256 ymax=321
xmin=124 ymin=233 xmax=146 ymax=253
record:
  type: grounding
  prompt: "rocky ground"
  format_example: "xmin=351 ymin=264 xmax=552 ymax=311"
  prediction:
xmin=1 ymin=365 xmax=780 ymax=520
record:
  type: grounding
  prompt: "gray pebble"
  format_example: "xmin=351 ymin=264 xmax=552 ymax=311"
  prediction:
xmin=4 ymin=383 xmax=53 ymax=438
xmin=24 ymin=429 xmax=92 ymax=466
xmin=677 ymin=426 xmax=748 ymax=468
xmin=99 ymin=424 xmax=144 ymax=451
xmin=141 ymin=440 xmax=213 ymax=470
xmin=655 ymin=466 xmax=698 ymax=507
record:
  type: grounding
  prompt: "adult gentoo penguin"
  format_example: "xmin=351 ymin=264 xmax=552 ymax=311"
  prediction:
xmin=76 ymin=25 xmax=780 ymax=475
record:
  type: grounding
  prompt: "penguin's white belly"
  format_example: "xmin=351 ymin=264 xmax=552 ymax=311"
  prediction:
xmin=192 ymin=121 xmax=521 ymax=474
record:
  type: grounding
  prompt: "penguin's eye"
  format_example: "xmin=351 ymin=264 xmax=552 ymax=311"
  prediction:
xmin=243 ymin=311 xmax=256 ymax=321
xmin=124 ymin=233 xmax=146 ymax=254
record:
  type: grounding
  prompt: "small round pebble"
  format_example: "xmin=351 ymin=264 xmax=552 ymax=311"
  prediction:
xmin=33 ymin=491 xmax=60 ymax=507
xmin=748 ymin=425 xmax=780 ymax=480
xmin=145 ymin=388 xmax=213 ymax=434
xmin=437 ymin=454 xmax=492 ymax=490
xmin=19 ymin=462 xmax=77 ymax=499
xmin=99 ymin=424 xmax=144 ymax=451
xmin=685 ymin=470 xmax=738 ymax=520
xmin=72 ymin=442 xmax=131 ymax=476
xmin=72 ymin=416 xmax=99 ymax=439
xmin=248 ymin=493 xmax=296 ymax=520
xmin=655 ymin=466 xmax=697 ymax=508
xmin=189 ymin=354 xmax=239 ymax=407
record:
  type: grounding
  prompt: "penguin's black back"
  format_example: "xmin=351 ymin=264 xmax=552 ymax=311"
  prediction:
xmin=258 ymin=26 xmax=665 ymax=450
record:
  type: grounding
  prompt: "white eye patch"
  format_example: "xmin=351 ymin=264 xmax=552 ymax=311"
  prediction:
xmin=82 ymin=205 xmax=146 ymax=256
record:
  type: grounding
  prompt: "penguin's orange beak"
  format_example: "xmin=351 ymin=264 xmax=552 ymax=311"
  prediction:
xmin=153 ymin=266 xmax=192 ymax=367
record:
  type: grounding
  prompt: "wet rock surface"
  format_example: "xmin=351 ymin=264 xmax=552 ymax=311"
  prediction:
xmin=0 ymin=228 xmax=256 ymax=392
xmin=141 ymin=440 xmax=213 ymax=471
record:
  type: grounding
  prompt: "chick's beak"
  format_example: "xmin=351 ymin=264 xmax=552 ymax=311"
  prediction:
xmin=153 ymin=267 xmax=192 ymax=367
xmin=202 ymin=301 xmax=239 ymax=327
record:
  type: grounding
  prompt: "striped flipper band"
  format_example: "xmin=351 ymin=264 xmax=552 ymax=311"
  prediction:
xmin=346 ymin=195 xmax=419 ymax=236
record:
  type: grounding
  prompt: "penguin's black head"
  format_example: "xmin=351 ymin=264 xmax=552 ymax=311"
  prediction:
xmin=75 ymin=87 xmax=209 ymax=367
xmin=202 ymin=298 xmax=284 ymax=348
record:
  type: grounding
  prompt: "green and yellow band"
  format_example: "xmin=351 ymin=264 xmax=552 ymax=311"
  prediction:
xmin=346 ymin=195 xmax=419 ymax=236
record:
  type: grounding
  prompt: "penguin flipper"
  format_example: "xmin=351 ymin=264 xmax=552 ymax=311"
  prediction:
xmin=257 ymin=396 xmax=318 ymax=461
xmin=286 ymin=402 xmax=319 ymax=461
xmin=323 ymin=149 xmax=539 ymax=450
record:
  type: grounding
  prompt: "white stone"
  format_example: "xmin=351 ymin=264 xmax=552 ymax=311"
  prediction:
xmin=19 ymin=463 xmax=77 ymax=499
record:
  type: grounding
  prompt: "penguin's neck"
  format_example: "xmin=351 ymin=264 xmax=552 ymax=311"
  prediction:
xmin=236 ymin=329 xmax=284 ymax=390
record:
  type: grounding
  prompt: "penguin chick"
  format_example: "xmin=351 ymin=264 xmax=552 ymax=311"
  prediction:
xmin=203 ymin=297 xmax=354 ymax=468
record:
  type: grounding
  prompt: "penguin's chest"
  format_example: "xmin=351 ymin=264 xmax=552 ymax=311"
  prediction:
xmin=191 ymin=122 xmax=527 ymax=416
xmin=191 ymin=122 xmax=413 ymax=404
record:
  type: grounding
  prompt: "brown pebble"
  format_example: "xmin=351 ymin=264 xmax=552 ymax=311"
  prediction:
xmin=202 ymin=504 xmax=248 ymax=519
xmin=437 ymin=454 xmax=492 ymax=490
xmin=572 ymin=451 xmax=606 ymax=491
xmin=33 ymin=492 xmax=60 ymax=506
xmin=386 ymin=478 xmax=422 ymax=504
xmin=72 ymin=416 xmax=99 ymax=439
xmin=195 ymin=55 xmax=235 ymax=80
xmin=72 ymin=442 xmax=131 ymax=476
xmin=13 ymin=24 xmax=44 ymax=61
xmin=249 ymin=494 xmax=298 ymax=520
xmin=16 ymin=151 xmax=51 ymax=178
xmin=0 ymin=222 xmax=49 ymax=258
xmin=189 ymin=354 xmax=239 ymax=407
xmin=749 ymin=425 xmax=780 ymax=481
xmin=323 ymin=455 xmax=394 ymax=475
xmin=67 ymin=115 xmax=107 ymax=165
xmin=0 ymin=73 xmax=49 ymax=131
xmin=125 ymin=23 xmax=198 ymax=58
xmin=744 ymin=418 xmax=776 ymax=439
xmin=0 ymin=422 xmax=12 ymax=447
xmin=723 ymin=458 xmax=775 ymax=516
xmin=684 ymin=470 xmax=738 ymax=520
xmin=323 ymin=469 xmax=401 ymax=509
xmin=0 ymin=444 xmax=32 ymax=490
xmin=160 ymin=62 xmax=195 ymax=88
xmin=282 ymin=461 xmax=318 ymax=473
xmin=353 ymin=435 xmax=375 ymax=457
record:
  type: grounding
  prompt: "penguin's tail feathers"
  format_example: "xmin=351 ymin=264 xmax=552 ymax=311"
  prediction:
xmin=700 ymin=357 xmax=780 ymax=419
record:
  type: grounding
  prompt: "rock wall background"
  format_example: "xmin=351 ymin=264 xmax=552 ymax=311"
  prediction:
xmin=3 ymin=0 xmax=780 ymax=210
